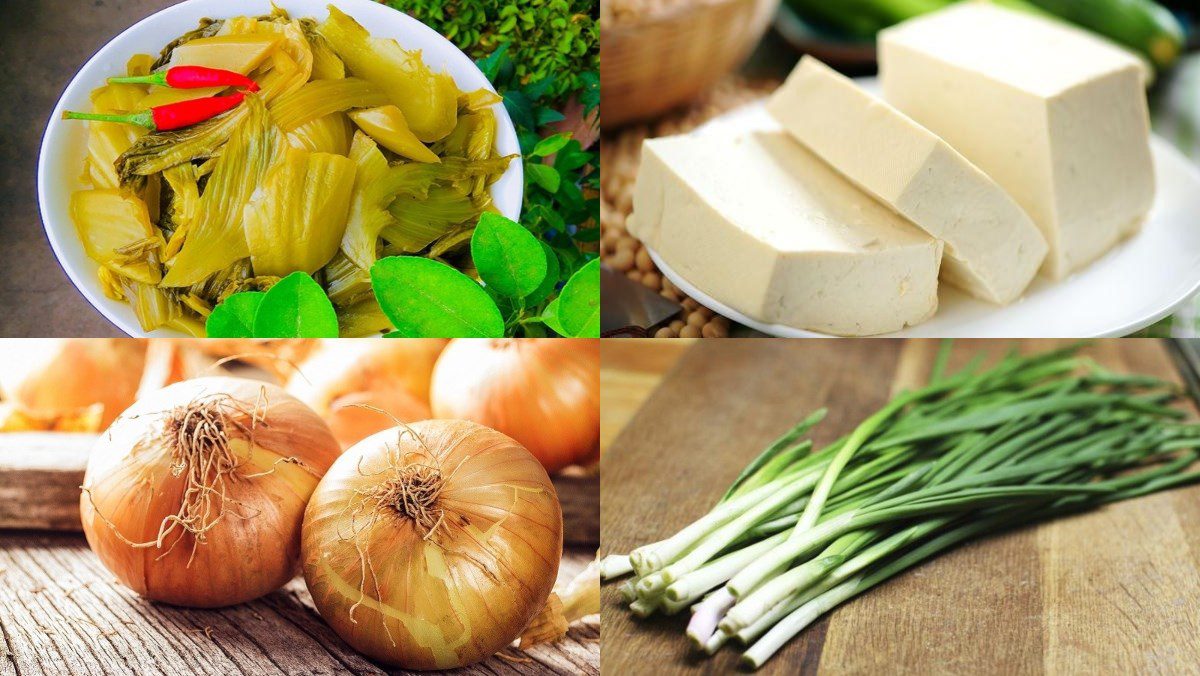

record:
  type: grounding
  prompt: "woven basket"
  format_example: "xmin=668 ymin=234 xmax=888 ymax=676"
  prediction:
xmin=601 ymin=0 xmax=780 ymax=130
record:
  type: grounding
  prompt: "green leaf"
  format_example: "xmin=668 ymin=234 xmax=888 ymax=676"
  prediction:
xmin=527 ymin=163 xmax=561 ymax=193
xmin=525 ymin=241 xmax=561 ymax=306
xmin=572 ymin=225 xmax=601 ymax=242
xmin=471 ymin=213 xmax=547 ymax=299
xmin=205 ymin=292 xmax=264 ymax=338
xmin=253 ymin=272 xmax=339 ymax=338
xmin=503 ymin=90 xmax=536 ymax=130
xmin=532 ymin=134 xmax=572 ymax=157
xmin=475 ymin=44 xmax=509 ymax=82
xmin=371 ymin=256 xmax=505 ymax=337
xmin=542 ymin=297 xmax=567 ymax=336
xmin=556 ymin=258 xmax=600 ymax=337
xmin=535 ymin=107 xmax=566 ymax=126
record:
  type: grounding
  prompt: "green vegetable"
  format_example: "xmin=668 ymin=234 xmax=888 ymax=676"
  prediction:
xmin=1002 ymin=0 xmax=1185 ymax=68
xmin=784 ymin=0 xmax=953 ymax=39
xmin=253 ymin=271 xmax=340 ymax=337
xmin=384 ymin=0 xmax=598 ymax=103
xmin=471 ymin=212 xmax=548 ymax=298
xmin=207 ymin=272 xmax=338 ymax=338
xmin=205 ymin=291 xmax=264 ymax=337
xmin=370 ymin=256 xmax=505 ymax=337
xmin=786 ymin=0 xmax=1184 ymax=70
xmin=553 ymin=258 xmax=599 ymax=337
xmin=601 ymin=343 xmax=1200 ymax=668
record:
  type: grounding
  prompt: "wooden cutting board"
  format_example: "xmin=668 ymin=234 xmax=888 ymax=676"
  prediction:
xmin=600 ymin=339 xmax=1200 ymax=675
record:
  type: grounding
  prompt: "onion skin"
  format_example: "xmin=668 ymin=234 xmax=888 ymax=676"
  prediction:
xmin=430 ymin=339 xmax=600 ymax=473
xmin=301 ymin=420 xmax=563 ymax=670
xmin=286 ymin=339 xmax=446 ymax=448
xmin=0 ymin=338 xmax=146 ymax=428
xmin=80 ymin=377 xmax=341 ymax=608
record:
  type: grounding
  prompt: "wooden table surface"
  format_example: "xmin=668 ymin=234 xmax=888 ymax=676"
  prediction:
xmin=0 ymin=539 xmax=597 ymax=676
xmin=0 ymin=0 xmax=179 ymax=337
xmin=600 ymin=339 xmax=1200 ymax=674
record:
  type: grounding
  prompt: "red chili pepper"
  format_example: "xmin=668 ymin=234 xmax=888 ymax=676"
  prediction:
xmin=108 ymin=65 xmax=259 ymax=92
xmin=63 ymin=92 xmax=246 ymax=131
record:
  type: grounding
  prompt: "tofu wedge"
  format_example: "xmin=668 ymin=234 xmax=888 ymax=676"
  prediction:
xmin=768 ymin=56 xmax=1047 ymax=305
xmin=630 ymin=131 xmax=943 ymax=336
xmin=880 ymin=3 xmax=1154 ymax=279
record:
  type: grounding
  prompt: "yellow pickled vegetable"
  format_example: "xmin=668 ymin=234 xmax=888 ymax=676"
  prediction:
xmin=286 ymin=112 xmax=354 ymax=154
xmin=161 ymin=95 xmax=281 ymax=287
xmin=336 ymin=298 xmax=393 ymax=337
xmin=268 ymin=77 xmax=387 ymax=132
xmin=300 ymin=19 xmax=345 ymax=80
xmin=251 ymin=19 xmax=314 ymax=99
xmin=121 ymin=275 xmax=184 ymax=332
xmin=340 ymin=132 xmax=393 ymax=269
xmin=70 ymin=190 xmax=162 ymax=285
xmin=166 ymin=33 xmax=281 ymax=74
xmin=318 ymin=5 xmax=458 ymax=142
xmin=243 ymin=148 xmax=355 ymax=276
xmin=126 ymin=54 xmax=155 ymax=77
xmin=383 ymin=186 xmax=486 ymax=252
xmin=348 ymin=105 xmax=440 ymax=163
xmin=459 ymin=88 xmax=502 ymax=112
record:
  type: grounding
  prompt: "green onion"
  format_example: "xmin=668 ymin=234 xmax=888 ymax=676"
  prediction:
xmin=603 ymin=343 xmax=1200 ymax=669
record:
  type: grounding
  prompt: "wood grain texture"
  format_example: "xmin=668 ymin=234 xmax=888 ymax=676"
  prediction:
xmin=600 ymin=339 xmax=1200 ymax=675
xmin=0 ymin=535 xmax=597 ymax=676
xmin=599 ymin=340 xmax=695 ymax=455
xmin=0 ymin=434 xmax=93 ymax=531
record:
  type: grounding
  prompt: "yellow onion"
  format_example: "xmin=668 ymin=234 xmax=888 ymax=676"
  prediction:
xmin=301 ymin=419 xmax=562 ymax=669
xmin=286 ymin=339 xmax=446 ymax=448
xmin=0 ymin=338 xmax=146 ymax=428
xmin=430 ymin=339 xmax=600 ymax=473
xmin=185 ymin=338 xmax=318 ymax=381
xmin=80 ymin=377 xmax=341 ymax=607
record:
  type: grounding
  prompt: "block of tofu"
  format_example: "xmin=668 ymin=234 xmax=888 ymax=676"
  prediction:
xmin=767 ymin=56 xmax=1047 ymax=304
xmin=630 ymin=131 xmax=944 ymax=336
xmin=879 ymin=3 xmax=1155 ymax=280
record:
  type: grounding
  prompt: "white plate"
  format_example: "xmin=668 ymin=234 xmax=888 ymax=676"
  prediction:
xmin=37 ymin=0 xmax=523 ymax=337
xmin=646 ymin=92 xmax=1200 ymax=338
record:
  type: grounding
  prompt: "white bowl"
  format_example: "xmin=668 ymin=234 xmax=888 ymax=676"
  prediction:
xmin=37 ymin=0 xmax=523 ymax=337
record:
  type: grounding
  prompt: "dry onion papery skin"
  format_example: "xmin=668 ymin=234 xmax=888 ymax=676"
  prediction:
xmin=301 ymin=419 xmax=563 ymax=670
xmin=430 ymin=339 xmax=601 ymax=473
xmin=0 ymin=338 xmax=146 ymax=428
xmin=286 ymin=339 xmax=446 ymax=448
xmin=80 ymin=377 xmax=341 ymax=607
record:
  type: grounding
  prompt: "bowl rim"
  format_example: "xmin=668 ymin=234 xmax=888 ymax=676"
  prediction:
xmin=36 ymin=0 xmax=523 ymax=338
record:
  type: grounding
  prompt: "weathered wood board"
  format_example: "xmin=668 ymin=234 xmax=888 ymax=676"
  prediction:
xmin=0 ymin=435 xmax=598 ymax=547
xmin=600 ymin=339 xmax=1200 ymax=675
xmin=0 ymin=535 xmax=597 ymax=676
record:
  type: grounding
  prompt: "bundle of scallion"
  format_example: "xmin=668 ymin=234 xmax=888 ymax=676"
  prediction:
xmin=600 ymin=344 xmax=1200 ymax=670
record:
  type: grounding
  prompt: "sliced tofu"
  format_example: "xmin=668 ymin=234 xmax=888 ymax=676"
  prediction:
xmin=879 ymin=3 xmax=1154 ymax=280
xmin=630 ymin=131 xmax=943 ymax=336
xmin=767 ymin=56 xmax=1047 ymax=305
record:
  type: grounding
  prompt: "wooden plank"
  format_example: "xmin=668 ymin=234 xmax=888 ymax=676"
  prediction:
xmin=0 ymin=435 xmax=599 ymax=545
xmin=599 ymin=339 xmax=694 ymax=455
xmin=600 ymin=340 xmax=905 ymax=674
xmin=553 ymin=473 xmax=600 ymax=547
xmin=0 ymin=535 xmax=597 ymax=676
xmin=600 ymin=339 xmax=1200 ymax=674
xmin=0 ymin=434 xmax=93 ymax=531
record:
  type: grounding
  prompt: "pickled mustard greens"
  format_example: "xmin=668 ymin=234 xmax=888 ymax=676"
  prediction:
xmin=67 ymin=5 xmax=519 ymax=337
